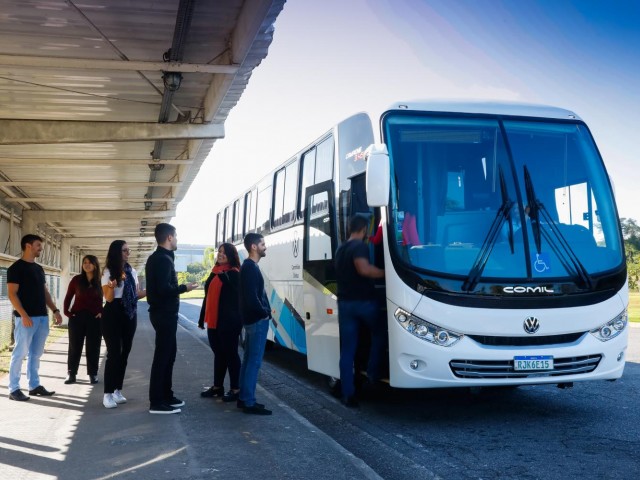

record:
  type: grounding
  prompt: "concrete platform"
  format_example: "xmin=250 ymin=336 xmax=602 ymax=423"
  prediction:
xmin=0 ymin=304 xmax=378 ymax=480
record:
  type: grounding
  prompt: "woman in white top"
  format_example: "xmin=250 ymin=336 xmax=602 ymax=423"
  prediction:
xmin=101 ymin=240 xmax=146 ymax=409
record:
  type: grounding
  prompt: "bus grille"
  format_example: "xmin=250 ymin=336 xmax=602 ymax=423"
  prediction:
xmin=467 ymin=332 xmax=586 ymax=347
xmin=449 ymin=355 xmax=602 ymax=379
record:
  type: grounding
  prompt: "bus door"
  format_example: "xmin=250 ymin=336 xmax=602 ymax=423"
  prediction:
xmin=302 ymin=180 xmax=340 ymax=378
xmin=349 ymin=173 xmax=389 ymax=380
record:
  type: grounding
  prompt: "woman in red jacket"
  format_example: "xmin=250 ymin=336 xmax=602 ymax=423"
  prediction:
xmin=63 ymin=255 xmax=103 ymax=384
xmin=198 ymin=243 xmax=242 ymax=402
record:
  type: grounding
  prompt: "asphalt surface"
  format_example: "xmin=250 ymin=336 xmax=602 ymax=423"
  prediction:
xmin=0 ymin=301 xmax=379 ymax=480
xmin=2 ymin=300 xmax=639 ymax=480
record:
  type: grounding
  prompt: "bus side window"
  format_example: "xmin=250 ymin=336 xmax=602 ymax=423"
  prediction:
xmin=256 ymin=185 xmax=272 ymax=234
xmin=298 ymin=147 xmax=316 ymax=218
xmin=315 ymin=136 xmax=334 ymax=183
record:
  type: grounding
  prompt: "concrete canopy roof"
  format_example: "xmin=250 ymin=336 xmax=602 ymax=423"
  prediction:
xmin=0 ymin=0 xmax=285 ymax=269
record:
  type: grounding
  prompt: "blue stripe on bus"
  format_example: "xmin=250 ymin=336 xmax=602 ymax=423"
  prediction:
xmin=269 ymin=288 xmax=307 ymax=354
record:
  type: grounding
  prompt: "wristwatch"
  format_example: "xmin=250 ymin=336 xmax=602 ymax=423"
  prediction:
xmin=53 ymin=309 xmax=60 ymax=314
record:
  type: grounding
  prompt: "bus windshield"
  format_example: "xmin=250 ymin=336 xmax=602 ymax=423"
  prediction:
xmin=383 ymin=112 xmax=624 ymax=287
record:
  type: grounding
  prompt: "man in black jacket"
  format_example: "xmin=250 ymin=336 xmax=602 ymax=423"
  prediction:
xmin=238 ymin=233 xmax=273 ymax=415
xmin=145 ymin=223 xmax=198 ymax=414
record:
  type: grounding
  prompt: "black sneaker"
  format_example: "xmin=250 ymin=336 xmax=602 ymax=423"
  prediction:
xmin=236 ymin=400 xmax=265 ymax=409
xmin=149 ymin=404 xmax=181 ymax=414
xmin=29 ymin=385 xmax=55 ymax=396
xmin=89 ymin=375 xmax=99 ymax=384
xmin=64 ymin=373 xmax=76 ymax=384
xmin=243 ymin=405 xmax=272 ymax=415
xmin=222 ymin=390 xmax=239 ymax=402
xmin=200 ymin=386 xmax=224 ymax=398
xmin=9 ymin=389 xmax=30 ymax=401
xmin=167 ymin=396 xmax=185 ymax=408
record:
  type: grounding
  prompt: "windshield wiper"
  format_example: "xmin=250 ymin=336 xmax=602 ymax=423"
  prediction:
xmin=523 ymin=166 xmax=593 ymax=289
xmin=462 ymin=167 xmax=514 ymax=292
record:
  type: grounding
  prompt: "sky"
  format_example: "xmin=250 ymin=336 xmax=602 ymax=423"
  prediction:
xmin=172 ymin=0 xmax=640 ymax=245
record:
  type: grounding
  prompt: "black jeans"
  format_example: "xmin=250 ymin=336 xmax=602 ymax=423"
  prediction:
xmin=67 ymin=310 xmax=102 ymax=375
xmin=101 ymin=300 xmax=137 ymax=394
xmin=149 ymin=311 xmax=178 ymax=405
xmin=207 ymin=328 xmax=241 ymax=390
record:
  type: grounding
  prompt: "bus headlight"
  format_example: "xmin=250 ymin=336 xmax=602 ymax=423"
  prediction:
xmin=589 ymin=310 xmax=627 ymax=342
xmin=394 ymin=308 xmax=462 ymax=347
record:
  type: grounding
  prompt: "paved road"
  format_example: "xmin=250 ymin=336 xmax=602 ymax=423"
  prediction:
xmin=180 ymin=299 xmax=640 ymax=480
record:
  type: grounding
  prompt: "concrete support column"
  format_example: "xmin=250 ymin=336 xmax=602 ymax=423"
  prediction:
xmin=21 ymin=210 xmax=38 ymax=238
xmin=59 ymin=238 xmax=71 ymax=325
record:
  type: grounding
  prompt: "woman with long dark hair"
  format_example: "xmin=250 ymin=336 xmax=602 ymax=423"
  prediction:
xmin=198 ymin=243 xmax=243 ymax=402
xmin=101 ymin=240 xmax=146 ymax=409
xmin=63 ymin=255 xmax=103 ymax=385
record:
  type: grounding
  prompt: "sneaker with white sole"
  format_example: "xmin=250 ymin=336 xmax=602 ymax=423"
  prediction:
xmin=103 ymin=393 xmax=118 ymax=409
xmin=167 ymin=396 xmax=185 ymax=408
xmin=149 ymin=404 xmax=181 ymax=414
xmin=112 ymin=390 xmax=127 ymax=404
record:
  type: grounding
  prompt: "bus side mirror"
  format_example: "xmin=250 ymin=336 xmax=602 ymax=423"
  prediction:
xmin=365 ymin=143 xmax=390 ymax=207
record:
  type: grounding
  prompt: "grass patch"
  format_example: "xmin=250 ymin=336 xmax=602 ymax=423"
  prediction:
xmin=629 ymin=291 xmax=640 ymax=323
xmin=0 ymin=322 xmax=68 ymax=375
xmin=180 ymin=289 xmax=205 ymax=300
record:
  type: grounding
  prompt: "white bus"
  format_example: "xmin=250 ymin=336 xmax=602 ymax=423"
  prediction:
xmin=215 ymin=101 xmax=628 ymax=388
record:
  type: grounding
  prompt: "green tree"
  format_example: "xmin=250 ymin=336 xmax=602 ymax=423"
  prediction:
xmin=203 ymin=246 xmax=216 ymax=269
xmin=621 ymin=218 xmax=640 ymax=291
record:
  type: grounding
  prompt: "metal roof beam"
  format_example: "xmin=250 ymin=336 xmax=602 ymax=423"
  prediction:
xmin=0 ymin=181 xmax=179 ymax=187
xmin=23 ymin=210 xmax=175 ymax=222
xmin=202 ymin=0 xmax=274 ymax=121
xmin=68 ymin=236 xmax=157 ymax=245
xmin=0 ymin=54 xmax=239 ymax=74
xmin=0 ymin=158 xmax=192 ymax=166
xmin=3 ymin=197 xmax=175 ymax=203
xmin=0 ymin=120 xmax=224 ymax=145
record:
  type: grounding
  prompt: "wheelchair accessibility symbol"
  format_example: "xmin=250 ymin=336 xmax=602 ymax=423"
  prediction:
xmin=533 ymin=253 xmax=550 ymax=273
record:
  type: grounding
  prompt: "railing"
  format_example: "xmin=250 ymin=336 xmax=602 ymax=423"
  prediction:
xmin=0 ymin=258 xmax=61 ymax=351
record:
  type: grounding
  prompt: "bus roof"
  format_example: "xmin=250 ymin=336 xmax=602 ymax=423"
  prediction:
xmin=385 ymin=100 xmax=582 ymax=121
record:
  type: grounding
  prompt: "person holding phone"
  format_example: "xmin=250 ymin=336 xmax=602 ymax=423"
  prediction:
xmin=101 ymin=240 xmax=146 ymax=409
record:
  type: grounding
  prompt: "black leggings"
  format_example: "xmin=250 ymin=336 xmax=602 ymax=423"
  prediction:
xmin=207 ymin=328 xmax=241 ymax=390
xmin=101 ymin=300 xmax=137 ymax=394
xmin=67 ymin=311 xmax=102 ymax=376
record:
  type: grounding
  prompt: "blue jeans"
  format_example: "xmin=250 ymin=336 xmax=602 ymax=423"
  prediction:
xmin=338 ymin=300 xmax=386 ymax=398
xmin=238 ymin=318 xmax=269 ymax=407
xmin=9 ymin=315 xmax=50 ymax=392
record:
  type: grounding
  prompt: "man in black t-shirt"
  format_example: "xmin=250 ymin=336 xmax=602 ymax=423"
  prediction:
xmin=335 ymin=216 xmax=385 ymax=407
xmin=7 ymin=234 xmax=63 ymax=401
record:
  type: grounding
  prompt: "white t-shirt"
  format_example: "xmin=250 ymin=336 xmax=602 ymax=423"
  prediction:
xmin=102 ymin=267 xmax=139 ymax=299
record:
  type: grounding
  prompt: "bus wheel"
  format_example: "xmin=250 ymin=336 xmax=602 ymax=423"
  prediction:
xmin=328 ymin=377 xmax=341 ymax=398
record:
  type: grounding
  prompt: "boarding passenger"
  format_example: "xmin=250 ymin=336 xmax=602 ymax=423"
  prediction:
xmin=146 ymin=223 xmax=198 ymax=414
xmin=238 ymin=233 xmax=273 ymax=415
xmin=63 ymin=255 xmax=103 ymax=385
xmin=198 ymin=243 xmax=242 ymax=403
xmin=335 ymin=216 xmax=386 ymax=408
xmin=101 ymin=240 xmax=146 ymax=409
xmin=7 ymin=234 xmax=63 ymax=401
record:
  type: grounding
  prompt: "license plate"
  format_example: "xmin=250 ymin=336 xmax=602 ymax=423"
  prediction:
xmin=513 ymin=355 xmax=554 ymax=371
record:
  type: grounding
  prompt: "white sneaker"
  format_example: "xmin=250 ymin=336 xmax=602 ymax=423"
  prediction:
xmin=103 ymin=393 xmax=118 ymax=409
xmin=112 ymin=390 xmax=127 ymax=404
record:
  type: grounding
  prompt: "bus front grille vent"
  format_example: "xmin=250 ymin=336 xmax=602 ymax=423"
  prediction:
xmin=449 ymin=355 xmax=602 ymax=379
xmin=467 ymin=332 xmax=585 ymax=347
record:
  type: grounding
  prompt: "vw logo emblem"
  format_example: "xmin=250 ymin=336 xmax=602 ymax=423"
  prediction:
xmin=523 ymin=316 xmax=540 ymax=334
xmin=293 ymin=231 xmax=300 ymax=258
